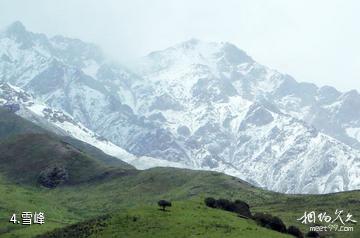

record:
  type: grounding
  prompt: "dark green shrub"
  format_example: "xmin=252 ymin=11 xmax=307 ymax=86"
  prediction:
xmin=204 ymin=198 xmax=251 ymax=218
xmin=253 ymin=213 xmax=286 ymax=233
xmin=216 ymin=198 xmax=234 ymax=211
xmin=287 ymin=225 xmax=304 ymax=238
xmin=204 ymin=197 xmax=217 ymax=208
xmin=38 ymin=166 xmax=68 ymax=188
xmin=306 ymin=231 xmax=320 ymax=237
xmin=234 ymin=200 xmax=251 ymax=218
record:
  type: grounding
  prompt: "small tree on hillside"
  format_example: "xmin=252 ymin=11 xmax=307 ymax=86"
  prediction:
xmin=158 ymin=200 xmax=172 ymax=211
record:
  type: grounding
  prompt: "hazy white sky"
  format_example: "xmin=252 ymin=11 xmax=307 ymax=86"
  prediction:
xmin=0 ymin=0 xmax=359 ymax=91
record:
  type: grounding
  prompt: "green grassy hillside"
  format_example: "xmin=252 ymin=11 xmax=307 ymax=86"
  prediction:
xmin=0 ymin=108 xmax=134 ymax=170
xmin=0 ymin=110 xmax=359 ymax=238
xmin=0 ymin=168 xmax=358 ymax=238
xmin=62 ymin=136 xmax=134 ymax=169
xmin=0 ymin=108 xmax=46 ymax=138
xmin=0 ymin=133 xmax=125 ymax=186
xmin=36 ymin=200 xmax=291 ymax=238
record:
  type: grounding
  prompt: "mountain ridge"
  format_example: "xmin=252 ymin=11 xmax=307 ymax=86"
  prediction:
xmin=0 ymin=21 xmax=359 ymax=194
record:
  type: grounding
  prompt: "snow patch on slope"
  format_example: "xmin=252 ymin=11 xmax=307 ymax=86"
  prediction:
xmin=346 ymin=127 xmax=360 ymax=141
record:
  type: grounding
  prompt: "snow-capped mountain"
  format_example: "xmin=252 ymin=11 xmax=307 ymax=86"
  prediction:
xmin=0 ymin=22 xmax=359 ymax=194
xmin=0 ymin=21 xmax=189 ymax=166
xmin=131 ymin=39 xmax=360 ymax=193
xmin=0 ymin=82 xmax=187 ymax=170
xmin=134 ymin=39 xmax=360 ymax=150
xmin=0 ymin=81 xmax=132 ymax=158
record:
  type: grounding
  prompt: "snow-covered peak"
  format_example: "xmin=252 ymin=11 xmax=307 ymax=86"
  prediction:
xmin=339 ymin=89 xmax=360 ymax=102
xmin=50 ymin=35 xmax=104 ymax=66
xmin=0 ymin=21 xmax=103 ymax=68
xmin=5 ymin=21 xmax=27 ymax=35
xmin=1 ymin=21 xmax=49 ymax=50
xmin=139 ymin=39 xmax=253 ymax=77
xmin=170 ymin=39 xmax=253 ymax=63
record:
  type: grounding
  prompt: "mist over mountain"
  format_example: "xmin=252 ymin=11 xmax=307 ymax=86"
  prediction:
xmin=1 ymin=22 xmax=359 ymax=194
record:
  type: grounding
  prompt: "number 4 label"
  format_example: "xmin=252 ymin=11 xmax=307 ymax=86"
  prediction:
xmin=9 ymin=214 xmax=17 ymax=224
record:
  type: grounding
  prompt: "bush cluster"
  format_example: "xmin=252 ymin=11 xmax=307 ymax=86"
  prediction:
xmin=306 ymin=231 xmax=320 ymax=237
xmin=252 ymin=212 xmax=287 ymax=233
xmin=287 ymin=225 xmax=304 ymax=238
xmin=204 ymin=197 xmax=304 ymax=238
xmin=204 ymin=197 xmax=251 ymax=218
xmin=252 ymin=213 xmax=304 ymax=237
xmin=38 ymin=166 xmax=69 ymax=188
